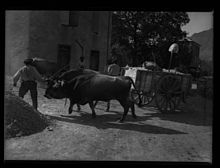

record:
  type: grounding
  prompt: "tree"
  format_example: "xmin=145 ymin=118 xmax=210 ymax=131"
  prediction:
xmin=111 ymin=11 xmax=190 ymax=67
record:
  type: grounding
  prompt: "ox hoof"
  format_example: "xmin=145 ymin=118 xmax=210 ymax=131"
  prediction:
xmin=118 ymin=119 xmax=124 ymax=123
xmin=133 ymin=115 xmax=137 ymax=119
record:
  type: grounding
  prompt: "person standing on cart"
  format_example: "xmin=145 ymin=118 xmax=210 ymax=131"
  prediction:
xmin=168 ymin=42 xmax=180 ymax=70
xmin=168 ymin=42 xmax=187 ymax=102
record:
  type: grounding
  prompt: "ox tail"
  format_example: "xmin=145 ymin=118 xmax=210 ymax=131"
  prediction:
xmin=124 ymin=76 xmax=142 ymax=107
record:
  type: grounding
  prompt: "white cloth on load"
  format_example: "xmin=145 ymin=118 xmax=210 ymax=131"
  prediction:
xmin=124 ymin=67 xmax=151 ymax=89
xmin=162 ymin=68 xmax=184 ymax=75
xmin=124 ymin=67 xmax=151 ymax=78
xmin=124 ymin=67 xmax=186 ymax=77
xmin=124 ymin=68 xmax=137 ymax=82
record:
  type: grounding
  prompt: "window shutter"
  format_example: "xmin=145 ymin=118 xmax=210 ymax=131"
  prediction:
xmin=92 ymin=11 xmax=99 ymax=34
xmin=60 ymin=11 xmax=70 ymax=25
xmin=69 ymin=11 xmax=79 ymax=27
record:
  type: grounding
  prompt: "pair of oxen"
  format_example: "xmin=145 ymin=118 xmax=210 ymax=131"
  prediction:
xmin=32 ymin=58 xmax=141 ymax=122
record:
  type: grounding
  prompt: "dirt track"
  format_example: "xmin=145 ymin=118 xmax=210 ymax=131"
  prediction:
xmin=4 ymin=86 xmax=212 ymax=162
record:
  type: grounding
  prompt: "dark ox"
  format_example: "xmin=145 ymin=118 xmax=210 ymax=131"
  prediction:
xmin=44 ymin=69 xmax=140 ymax=122
xmin=50 ymin=69 xmax=99 ymax=111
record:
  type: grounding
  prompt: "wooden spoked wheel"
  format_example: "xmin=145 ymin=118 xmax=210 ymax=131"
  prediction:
xmin=155 ymin=75 xmax=182 ymax=113
xmin=131 ymin=89 xmax=155 ymax=106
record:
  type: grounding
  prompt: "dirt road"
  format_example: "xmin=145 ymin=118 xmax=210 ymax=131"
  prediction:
xmin=4 ymin=86 xmax=212 ymax=162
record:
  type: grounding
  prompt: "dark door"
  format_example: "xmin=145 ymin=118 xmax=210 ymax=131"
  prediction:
xmin=90 ymin=50 xmax=99 ymax=71
xmin=57 ymin=45 xmax=71 ymax=70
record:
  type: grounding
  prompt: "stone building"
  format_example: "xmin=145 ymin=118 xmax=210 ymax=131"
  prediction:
xmin=179 ymin=37 xmax=200 ymax=68
xmin=5 ymin=11 xmax=112 ymax=75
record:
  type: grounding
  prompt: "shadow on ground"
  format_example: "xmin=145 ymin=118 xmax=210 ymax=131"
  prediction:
xmin=96 ymin=102 xmax=212 ymax=127
xmin=48 ymin=111 xmax=186 ymax=135
xmin=137 ymin=106 xmax=212 ymax=126
xmin=147 ymin=111 xmax=212 ymax=126
xmin=96 ymin=97 xmax=212 ymax=127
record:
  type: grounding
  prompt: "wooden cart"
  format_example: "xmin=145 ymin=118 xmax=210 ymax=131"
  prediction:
xmin=123 ymin=67 xmax=192 ymax=113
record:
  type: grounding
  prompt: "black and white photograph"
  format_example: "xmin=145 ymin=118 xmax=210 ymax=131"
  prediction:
xmin=4 ymin=11 xmax=213 ymax=163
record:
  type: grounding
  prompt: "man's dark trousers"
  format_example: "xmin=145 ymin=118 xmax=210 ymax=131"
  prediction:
xmin=19 ymin=81 xmax=38 ymax=109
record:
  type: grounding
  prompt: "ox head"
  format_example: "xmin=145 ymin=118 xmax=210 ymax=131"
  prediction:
xmin=44 ymin=69 xmax=98 ymax=100
xmin=44 ymin=78 xmax=67 ymax=99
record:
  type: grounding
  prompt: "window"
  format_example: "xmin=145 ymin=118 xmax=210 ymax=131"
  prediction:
xmin=57 ymin=45 xmax=71 ymax=70
xmin=90 ymin=50 xmax=100 ymax=71
xmin=69 ymin=11 xmax=79 ymax=27
xmin=60 ymin=11 xmax=69 ymax=26
xmin=60 ymin=11 xmax=79 ymax=27
xmin=92 ymin=11 xmax=99 ymax=34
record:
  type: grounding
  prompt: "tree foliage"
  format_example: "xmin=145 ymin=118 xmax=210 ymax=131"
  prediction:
xmin=111 ymin=11 xmax=190 ymax=67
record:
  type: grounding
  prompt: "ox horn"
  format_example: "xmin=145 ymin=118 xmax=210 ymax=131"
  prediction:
xmin=60 ymin=80 xmax=65 ymax=87
xmin=49 ymin=64 xmax=69 ymax=80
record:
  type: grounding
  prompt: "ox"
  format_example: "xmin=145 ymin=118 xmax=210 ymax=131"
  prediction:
xmin=44 ymin=69 xmax=141 ymax=122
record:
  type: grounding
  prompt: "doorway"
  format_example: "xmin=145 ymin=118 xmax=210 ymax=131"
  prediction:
xmin=90 ymin=50 xmax=100 ymax=71
xmin=57 ymin=44 xmax=71 ymax=70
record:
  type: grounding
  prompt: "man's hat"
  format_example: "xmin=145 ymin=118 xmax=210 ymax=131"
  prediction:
xmin=24 ymin=58 xmax=33 ymax=65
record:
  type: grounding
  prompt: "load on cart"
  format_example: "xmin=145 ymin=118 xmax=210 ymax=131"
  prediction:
xmin=122 ymin=43 xmax=193 ymax=113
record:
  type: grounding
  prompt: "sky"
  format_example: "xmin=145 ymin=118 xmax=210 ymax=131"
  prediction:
xmin=181 ymin=12 xmax=213 ymax=36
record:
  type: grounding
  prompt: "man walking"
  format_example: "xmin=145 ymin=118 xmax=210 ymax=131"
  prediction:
xmin=107 ymin=59 xmax=121 ymax=76
xmin=78 ymin=56 xmax=85 ymax=69
xmin=74 ymin=56 xmax=85 ymax=112
xmin=105 ymin=59 xmax=121 ymax=111
xmin=13 ymin=58 xmax=45 ymax=110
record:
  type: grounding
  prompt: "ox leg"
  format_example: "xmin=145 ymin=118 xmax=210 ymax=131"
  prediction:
xmin=93 ymin=101 xmax=98 ymax=107
xmin=89 ymin=102 xmax=96 ymax=118
xmin=130 ymin=100 xmax=137 ymax=119
xmin=76 ymin=104 xmax=81 ymax=111
xmin=68 ymin=99 xmax=74 ymax=114
xmin=118 ymin=99 xmax=129 ymax=123
xmin=106 ymin=101 xmax=110 ymax=112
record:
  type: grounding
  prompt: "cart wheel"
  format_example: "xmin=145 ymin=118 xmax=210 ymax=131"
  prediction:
xmin=131 ymin=90 xmax=155 ymax=106
xmin=155 ymin=75 xmax=182 ymax=113
xmin=131 ymin=89 xmax=142 ymax=105
xmin=141 ymin=91 xmax=155 ymax=106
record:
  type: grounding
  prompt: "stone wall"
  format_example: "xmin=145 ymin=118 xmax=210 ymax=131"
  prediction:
xmin=29 ymin=11 xmax=61 ymax=62
xmin=68 ymin=11 xmax=112 ymax=72
xmin=5 ymin=11 xmax=30 ymax=75
xmin=5 ymin=11 xmax=112 ymax=76
xmin=28 ymin=11 xmax=112 ymax=72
